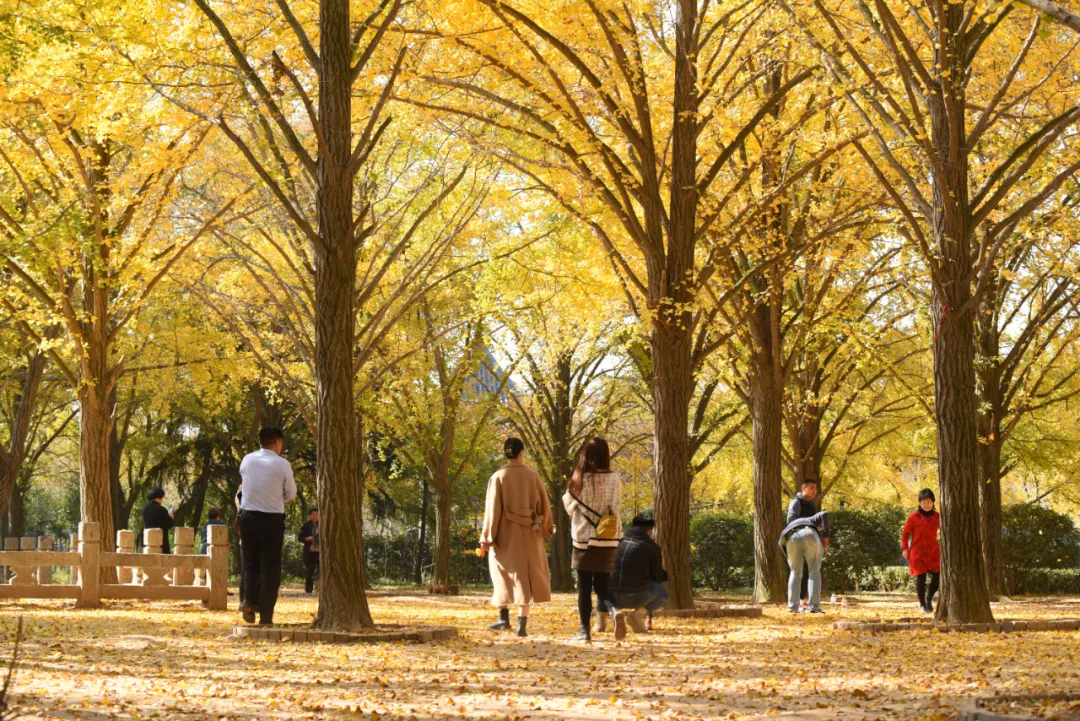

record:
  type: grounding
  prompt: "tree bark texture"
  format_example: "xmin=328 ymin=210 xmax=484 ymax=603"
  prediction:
xmin=927 ymin=13 xmax=994 ymax=623
xmin=414 ymin=479 xmax=428 ymax=585
xmin=0 ymin=348 xmax=48 ymax=518
xmin=79 ymin=379 xmax=116 ymax=562
xmin=750 ymin=363 xmax=787 ymax=603
xmin=976 ymin=279 xmax=1005 ymax=599
xmin=650 ymin=324 xmax=695 ymax=610
xmin=313 ymin=0 xmax=372 ymax=631
xmin=432 ymin=489 xmax=453 ymax=591
xmin=646 ymin=0 xmax=700 ymax=612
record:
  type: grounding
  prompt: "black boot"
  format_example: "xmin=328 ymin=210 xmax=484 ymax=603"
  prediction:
xmin=489 ymin=608 xmax=511 ymax=631
xmin=517 ymin=617 xmax=528 ymax=638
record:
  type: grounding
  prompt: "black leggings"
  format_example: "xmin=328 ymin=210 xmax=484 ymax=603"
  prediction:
xmin=916 ymin=571 xmax=939 ymax=608
xmin=577 ymin=570 xmax=614 ymax=629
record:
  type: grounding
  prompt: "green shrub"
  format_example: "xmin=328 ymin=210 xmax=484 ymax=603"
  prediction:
xmin=821 ymin=507 xmax=907 ymax=593
xmin=1006 ymin=568 xmax=1080 ymax=596
xmin=858 ymin=565 xmax=914 ymax=593
xmin=690 ymin=512 xmax=754 ymax=591
xmin=1002 ymin=504 xmax=1080 ymax=595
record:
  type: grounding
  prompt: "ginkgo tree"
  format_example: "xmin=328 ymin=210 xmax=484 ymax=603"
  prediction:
xmin=781 ymin=0 xmax=1080 ymax=622
xmin=418 ymin=0 xmax=821 ymax=608
xmin=0 ymin=0 xmax=246 ymax=578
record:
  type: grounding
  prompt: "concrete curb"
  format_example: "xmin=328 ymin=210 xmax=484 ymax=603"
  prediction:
xmin=232 ymin=624 xmax=458 ymax=643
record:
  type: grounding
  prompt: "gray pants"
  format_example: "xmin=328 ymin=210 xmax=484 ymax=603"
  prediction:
xmin=786 ymin=527 xmax=823 ymax=611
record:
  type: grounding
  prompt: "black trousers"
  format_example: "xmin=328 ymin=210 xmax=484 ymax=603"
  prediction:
xmin=916 ymin=571 xmax=940 ymax=608
xmin=304 ymin=551 xmax=320 ymax=593
xmin=576 ymin=570 xmax=614 ymax=629
xmin=238 ymin=510 xmax=285 ymax=624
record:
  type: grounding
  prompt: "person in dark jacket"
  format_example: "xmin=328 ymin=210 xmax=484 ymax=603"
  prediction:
xmin=297 ymin=508 xmax=320 ymax=594
xmin=200 ymin=508 xmax=228 ymax=554
xmin=787 ymin=478 xmax=820 ymax=606
xmin=142 ymin=487 xmax=174 ymax=554
xmin=609 ymin=514 xmax=668 ymax=640
xmin=779 ymin=507 xmax=830 ymax=614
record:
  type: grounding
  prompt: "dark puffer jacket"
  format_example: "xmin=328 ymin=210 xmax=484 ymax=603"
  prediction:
xmin=609 ymin=527 xmax=668 ymax=593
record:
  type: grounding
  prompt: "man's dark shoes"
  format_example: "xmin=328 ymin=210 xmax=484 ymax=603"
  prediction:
xmin=516 ymin=617 xmax=528 ymax=638
xmin=809 ymin=607 xmax=826 ymax=614
xmin=489 ymin=608 xmax=511 ymax=631
xmin=241 ymin=602 xmax=256 ymax=624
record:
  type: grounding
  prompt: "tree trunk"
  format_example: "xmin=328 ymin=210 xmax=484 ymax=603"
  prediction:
xmin=414 ymin=479 xmax=428 ymax=585
xmin=431 ymin=487 xmax=454 ymax=593
xmin=651 ymin=323 xmax=695 ymax=610
xmin=931 ymin=299 xmax=994 ymax=623
xmin=977 ymin=438 xmax=1005 ymax=598
xmin=976 ymin=277 xmax=1005 ymax=600
xmin=750 ymin=366 xmax=787 ymax=603
xmin=548 ymin=492 xmax=575 ymax=592
xmin=925 ymin=7 xmax=993 ymax=625
xmin=8 ymin=483 xmax=24 ymax=539
xmin=312 ymin=0 xmax=371 ymax=632
xmin=79 ymin=380 xmax=117 ymax=567
xmin=0 ymin=348 xmax=48 ymax=518
xmin=108 ymin=387 xmax=124 ymax=535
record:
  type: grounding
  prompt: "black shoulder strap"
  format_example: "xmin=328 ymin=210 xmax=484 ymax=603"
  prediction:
xmin=569 ymin=491 xmax=602 ymax=527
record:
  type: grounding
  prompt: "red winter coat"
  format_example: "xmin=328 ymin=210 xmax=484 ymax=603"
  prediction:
xmin=901 ymin=510 xmax=940 ymax=576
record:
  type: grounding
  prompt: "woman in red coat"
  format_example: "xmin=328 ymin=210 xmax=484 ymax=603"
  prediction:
xmin=901 ymin=489 xmax=941 ymax=613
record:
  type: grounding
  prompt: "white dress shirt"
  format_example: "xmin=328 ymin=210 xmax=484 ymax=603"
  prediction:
xmin=239 ymin=448 xmax=297 ymax=513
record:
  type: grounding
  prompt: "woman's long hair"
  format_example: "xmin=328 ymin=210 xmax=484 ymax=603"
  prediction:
xmin=568 ymin=437 xmax=611 ymax=496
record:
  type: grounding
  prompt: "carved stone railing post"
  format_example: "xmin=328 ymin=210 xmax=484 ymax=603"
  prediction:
xmin=206 ymin=524 xmax=228 ymax=610
xmin=69 ymin=532 xmax=79 ymax=585
xmin=173 ymin=528 xmax=194 ymax=586
xmin=140 ymin=529 xmax=168 ymax=586
xmin=116 ymin=530 xmax=135 ymax=583
xmin=9 ymin=537 xmax=38 ymax=587
xmin=37 ymin=536 xmax=52 ymax=584
xmin=75 ymin=522 xmax=100 ymax=608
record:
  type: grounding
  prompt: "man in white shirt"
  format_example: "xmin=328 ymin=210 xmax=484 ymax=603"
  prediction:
xmin=238 ymin=426 xmax=297 ymax=625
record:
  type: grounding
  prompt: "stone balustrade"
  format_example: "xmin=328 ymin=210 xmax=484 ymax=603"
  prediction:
xmin=0 ymin=522 xmax=227 ymax=610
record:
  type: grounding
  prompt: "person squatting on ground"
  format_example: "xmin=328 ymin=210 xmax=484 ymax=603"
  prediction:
xmin=480 ymin=437 xmax=555 ymax=638
xmin=608 ymin=513 xmax=668 ymax=640
xmin=780 ymin=478 xmax=830 ymax=613
xmin=237 ymin=426 xmax=297 ymax=626
xmin=901 ymin=488 xmax=941 ymax=614
xmin=142 ymin=487 xmax=174 ymax=554
xmin=563 ymin=436 xmax=622 ymax=643
xmin=298 ymin=508 xmax=320 ymax=594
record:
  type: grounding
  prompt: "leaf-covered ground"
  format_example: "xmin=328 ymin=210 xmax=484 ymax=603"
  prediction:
xmin=3 ymin=588 xmax=1079 ymax=720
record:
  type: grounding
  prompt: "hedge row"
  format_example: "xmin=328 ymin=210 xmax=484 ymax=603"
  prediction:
xmin=689 ymin=504 xmax=1080 ymax=595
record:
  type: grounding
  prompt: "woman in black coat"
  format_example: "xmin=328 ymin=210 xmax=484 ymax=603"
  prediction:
xmin=142 ymin=487 xmax=174 ymax=554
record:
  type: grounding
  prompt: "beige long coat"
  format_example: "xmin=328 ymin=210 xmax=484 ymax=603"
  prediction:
xmin=480 ymin=459 xmax=555 ymax=607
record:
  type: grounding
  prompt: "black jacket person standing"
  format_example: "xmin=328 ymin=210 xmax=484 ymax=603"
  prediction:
xmin=142 ymin=488 xmax=174 ymax=554
xmin=238 ymin=427 xmax=297 ymax=625
xmin=297 ymin=509 xmax=320 ymax=594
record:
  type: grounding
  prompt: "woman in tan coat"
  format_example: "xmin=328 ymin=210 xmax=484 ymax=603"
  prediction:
xmin=480 ymin=437 xmax=555 ymax=637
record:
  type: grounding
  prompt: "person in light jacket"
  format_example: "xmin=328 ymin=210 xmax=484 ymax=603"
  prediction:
xmin=562 ymin=436 xmax=622 ymax=643
xmin=480 ymin=438 xmax=555 ymax=638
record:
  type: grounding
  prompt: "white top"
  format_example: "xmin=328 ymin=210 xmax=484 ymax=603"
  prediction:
xmin=562 ymin=471 xmax=623 ymax=550
xmin=239 ymin=448 xmax=297 ymax=514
